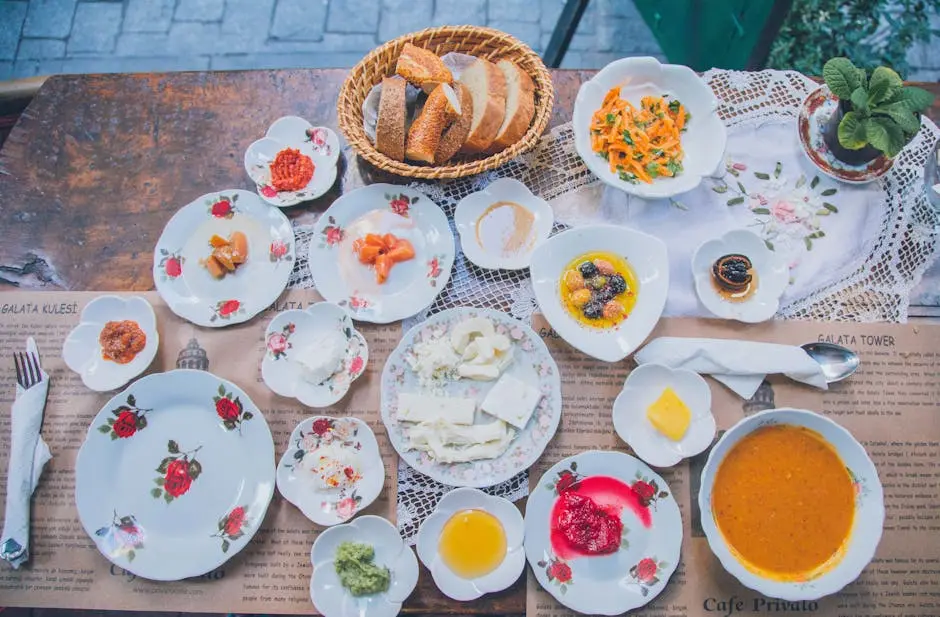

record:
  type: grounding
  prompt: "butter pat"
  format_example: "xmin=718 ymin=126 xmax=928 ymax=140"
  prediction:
xmin=646 ymin=387 xmax=690 ymax=441
xmin=480 ymin=373 xmax=540 ymax=429
xmin=397 ymin=392 xmax=476 ymax=425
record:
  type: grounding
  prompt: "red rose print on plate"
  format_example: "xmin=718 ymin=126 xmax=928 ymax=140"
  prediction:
xmin=632 ymin=472 xmax=669 ymax=509
xmin=212 ymin=505 xmax=250 ymax=553
xmin=305 ymin=127 xmax=332 ymax=156
xmin=210 ymin=299 xmax=245 ymax=323
xmin=545 ymin=460 xmax=581 ymax=495
xmin=318 ymin=215 xmax=344 ymax=249
xmin=266 ymin=322 xmax=295 ymax=360
xmin=95 ymin=512 xmax=145 ymax=562
xmin=269 ymin=239 xmax=292 ymax=263
xmin=213 ymin=383 xmax=254 ymax=431
xmin=97 ymin=393 xmax=150 ymax=439
xmin=151 ymin=439 xmax=203 ymax=504
xmin=629 ymin=556 xmax=668 ymax=595
xmin=157 ymin=249 xmax=184 ymax=281
xmin=260 ymin=185 xmax=278 ymax=198
xmin=348 ymin=355 xmax=364 ymax=376
xmin=385 ymin=192 xmax=417 ymax=217
xmin=537 ymin=553 xmax=573 ymax=594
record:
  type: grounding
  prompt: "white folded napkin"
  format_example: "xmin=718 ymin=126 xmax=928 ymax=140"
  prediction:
xmin=1 ymin=338 xmax=53 ymax=569
xmin=635 ymin=337 xmax=828 ymax=399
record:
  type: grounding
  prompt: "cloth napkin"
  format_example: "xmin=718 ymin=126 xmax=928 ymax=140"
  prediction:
xmin=635 ymin=337 xmax=828 ymax=399
xmin=1 ymin=338 xmax=53 ymax=569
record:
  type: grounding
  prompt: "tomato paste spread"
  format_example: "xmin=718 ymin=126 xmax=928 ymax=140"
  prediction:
xmin=99 ymin=320 xmax=146 ymax=364
xmin=554 ymin=491 xmax=623 ymax=555
xmin=270 ymin=147 xmax=314 ymax=192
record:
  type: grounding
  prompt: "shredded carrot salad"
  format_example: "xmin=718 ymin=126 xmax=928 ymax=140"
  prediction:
xmin=590 ymin=88 xmax=690 ymax=184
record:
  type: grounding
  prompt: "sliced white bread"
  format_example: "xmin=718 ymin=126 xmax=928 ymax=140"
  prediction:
xmin=405 ymin=83 xmax=460 ymax=164
xmin=457 ymin=58 xmax=507 ymax=155
xmin=434 ymin=83 xmax=474 ymax=164
xmin=486 ymin=59 xmax=536 ymax=153
xmin=375 ymin=76 xmax=407 ymax=162
xmin=395 ymin=42 xmax=453 ymax=93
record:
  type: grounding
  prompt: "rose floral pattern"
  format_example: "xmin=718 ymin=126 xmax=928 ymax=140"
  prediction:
xmin=266 ymin=322 xmax=295 ymax=360
xmin=629 ymin=556 xmax=669 ymax=596
xmin=97 ymin=393 xmax=151 ymax=440
xmin=212 ymin=505 xmax=250 ymax=553
xmin=305 ymin=127 xmax=332 ymax=156
xmin=95 ymin=511 xmax=145 ymax=562
xmin=157 ymin=248 xmax=184 ymax=282
xmin=632 ymin=472 xmax=670 ymax=510
xmin=386 ymin=192 xmax=418 ymax=217
xmin=427 ymin=255 xmax=447 ymax=287
xmin=207 ymin=193 xmax=238 ymax=219
xmin=210 ymin=299 xmax=245 ymax=323
xmin=270 ymin=239 xmax=292 ymax=263
xmin=537 ymin=552 xmax=573 ymax=594
xmin=317 ymin=215 xmax=344 ymax=249
xmin=151 ymin=440 xmax=203 ymax=503
xmin=214 ymin=384 xmax=254 ymax=431
xmin=545 ymin=460 xmax=581 ymax=495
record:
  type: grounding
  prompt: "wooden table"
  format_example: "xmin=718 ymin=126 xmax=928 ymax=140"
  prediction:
xmin=0 ymin=70 xmax=938 ymax=617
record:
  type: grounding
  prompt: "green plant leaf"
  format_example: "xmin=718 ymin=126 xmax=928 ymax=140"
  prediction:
xmin=868 ymin=66 xmax=903 ymax=105
xmin=823 ymin=57 xmax=860 ymax=99
xmin=850 ymin=87 xmax=869 ymax=115
xmin=754 ymin=172 xmax=770 ymax=180
xmin=764 ymin=239 xmax=775 ymax=251
xmin=838 ymin=111 xmax=868 ymax=150
xmin=821 ymin=188 xmax=837 ymax=196
xmin=867 ymin=116 xmax=906 ymax=157
xmin=150 ymin=488 xmax=162 ymax=498
xmin=737 ymin=181 xmax=747 ymax=194
xmin=712 ymin=185 xmax=728 ymax=194
xmin=895 ymin=86 xmax=934 ymax=113
xmin=168 ymin=440 xmax=179 ymax=454
xmin=752 ymin=208 xmax=770 ymax=214
xmin=727 ymin=197 xmax=745 ymax=206
xmin=810 ymin=176 xmax=820 ymax=189
xmin=823 ymin=202 xmax=839 ymax=212
xmin=873 ymin=101 xmax=922 ymax=134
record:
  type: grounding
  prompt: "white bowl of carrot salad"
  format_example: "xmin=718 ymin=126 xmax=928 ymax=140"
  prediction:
xmin=573 ymin=56 xmax=727 ymax=200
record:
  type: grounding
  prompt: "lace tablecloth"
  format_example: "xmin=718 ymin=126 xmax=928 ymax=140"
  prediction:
xmin=285 ymin=69 xmax=940 ymax=543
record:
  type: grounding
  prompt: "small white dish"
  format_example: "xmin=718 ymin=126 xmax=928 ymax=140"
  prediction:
xmin=244 ymin=116 xmax=340 ymax=207
xmin=262 ymin=302 xmax=368 ymax=407
xmin=453 ymin=178 xmax=554 ymax=270
xmin=62 ymin=295 xmax=159 ymax=392
xmin=415 ymin=488 xmax=525 ymax=601
xmin=691 ymin=229 xmax=789 ymax=323
xmin=572 ymin=56 xmax=727 ymax=199
xmin=310 ymin=515 xmax=419 ymax=617
xmin=277 ymin=416 xmax=383 ymax=526
xmin=529 ymin=224 xmax=669 ymax=363
xmin=612 ymin=363 xmax=717 ymax=467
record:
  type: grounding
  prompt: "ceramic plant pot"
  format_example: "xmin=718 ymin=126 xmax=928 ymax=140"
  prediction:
xmin=823 ymin=100 xmax=883 ymax=166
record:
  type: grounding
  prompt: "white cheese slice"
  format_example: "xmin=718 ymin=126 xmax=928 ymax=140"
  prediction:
xmin=405 ymin=419 xmax=514 ymax=462
xmin=480 ymin=373 xmax=541 ymax=429
xmin=396 ymin=392 xmax=476 ymax=425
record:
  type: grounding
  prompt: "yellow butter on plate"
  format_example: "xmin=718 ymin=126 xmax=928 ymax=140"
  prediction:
xmin=646 ymin=387 xmax=690 ymax=441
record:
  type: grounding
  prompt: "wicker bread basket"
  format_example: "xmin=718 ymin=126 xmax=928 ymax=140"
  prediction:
xmin=337 ymin=25 xmax=555 ymax=179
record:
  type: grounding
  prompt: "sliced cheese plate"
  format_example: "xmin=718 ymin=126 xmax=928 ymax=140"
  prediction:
xmin=381 ymin=307 xmax=562 ymax=488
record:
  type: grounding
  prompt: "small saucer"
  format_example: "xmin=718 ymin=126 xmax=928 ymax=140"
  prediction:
xmin=415 ymin=488 xmax=525 ymax=601
xmin=798 ymin=86 xmax=893 ymax=185
xmin=691 ymin=229 xmax=788 ymax=323
xmin=310 ymin=515 xmax=419 ymax=617
xmin=277 ymin=416 xmax=384 ymax=526
xmin=453 ymin=178 xmax=554 ymax=270
xmin=62 ymin=295 xmax=159 ymax=392
xmin=612 ymin=363 xmax=716 ymax=468
xmin=244 ymin=116 xmax=340 ymax=207
xmin=261 ymin=302 xmax=368 ymax=407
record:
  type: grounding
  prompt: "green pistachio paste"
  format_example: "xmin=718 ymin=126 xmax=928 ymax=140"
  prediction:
xmin=334 ymin=541 xmax=391 ymax=596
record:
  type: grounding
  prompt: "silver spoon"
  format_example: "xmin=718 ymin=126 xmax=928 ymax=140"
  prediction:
xmin=800 ymin=342 xmax=860 ymax=383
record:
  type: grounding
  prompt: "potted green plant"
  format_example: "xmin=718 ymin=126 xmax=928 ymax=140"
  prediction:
xmin=821 ymin=57 xmax=934 ymax=165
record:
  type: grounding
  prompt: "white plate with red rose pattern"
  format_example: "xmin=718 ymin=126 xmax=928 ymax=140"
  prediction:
xmin=276 ymin=416 xmax=384 ymax=527
xmin=262 ymin=302 xmax=369 ymax=407
xmin=74 ymin=369 xmax=276 ymax=581
xmin=381 ymin=307 xmax=562 ymax=488
xmin=153 ymin=189 xmax=295 ymax=328
xmin=244 ymin=116 xmax=340 ymax=207
xmin=525 ymin=450 xmax=682 ymax=615
xmin=308 ymin=183 xmax=455 ymax=324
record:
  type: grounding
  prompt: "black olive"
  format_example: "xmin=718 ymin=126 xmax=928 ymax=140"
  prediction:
xmin=594 ymin=287 xmax=614 ymax=304
xmin=583 ymin=300 xmax=604 ymax=319
xmin=608 ymin=274 xmax=627 ymax=295
xmin=578 ymin=261 xmax=598 ymax=278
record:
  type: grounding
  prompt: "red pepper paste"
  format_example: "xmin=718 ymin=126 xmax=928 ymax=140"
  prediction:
xmin=270 ymin=147 xmax=314 ymax=192
xmin=99 ymin=320 xmax=147 ymax=364
xmin=553 ymin=491 xmax=623 ymax=556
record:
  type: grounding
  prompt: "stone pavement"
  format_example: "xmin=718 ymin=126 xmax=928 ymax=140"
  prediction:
xmin=0 ymin=0 xmax=664 ymax=80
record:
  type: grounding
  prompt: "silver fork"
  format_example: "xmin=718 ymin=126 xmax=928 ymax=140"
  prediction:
xmin=13 ymin=351 xmax=41 ymax=390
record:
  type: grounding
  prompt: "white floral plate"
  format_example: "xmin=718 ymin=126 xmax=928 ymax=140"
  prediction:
xmin=308 ymin=184 xmax=455 ymax=324
xmin=530 ymin=224 xmax=669 ymax=363
xmin=381 ymin=307 xmax=562 ymax=488
xmin=153 ymin=189 xmax=295 ymax=328
xmin=699 ymin=408 xmax=884 ymax=601
xmin=74 ymin=369 xmax=275 ymax=581
xmin=245 ymin=116 xmax=340 ymax=207
xmin=612 ymin=363 xmax=716 ymax=468
xmin=262 ymin=302 xmax=368 ymax=407
xmin=453 ymin=178 xmax=554 ymax=270
xmin=525 ymin=450 xmax=682 ymax=615
xmin=416 ymin=488 xmax=525 ymax=601
xmin=310 ymin=515 xmax=419 ymax=617
xmin=691 ymin=229 xmax=789 ymax=323
xmin=277 ymin=416 xmax=384 ymax=526
xmin=62 ymin=295 xmax=159 ymax=392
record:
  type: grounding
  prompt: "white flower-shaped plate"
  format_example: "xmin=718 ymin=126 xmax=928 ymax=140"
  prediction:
xmin=525 ymin=450 xmax=683 ymax=615
xmin=612 ymin=363 xmax=717 ymax=467
xmin=381 ymin=307 xmax=562 ymax=488
xmin=692 ymin=229 xmax=789 ymax=323
xmin=572 ymin=56 xmax=727 ymax=199
xmin=530 ymin=224 xmax=669 ymax=363
xmin=262 ymin=302 xmax=369 ymax=407
xmin=74 ymin=369 xmax=275 ymax=581
xmin=310 ymin=515 xmax=419 ymax=617
xmin=699 ymin=408 xmax=884 ymax=600
xmin=416 ymin=488 xmax=525 ymax=601
xmin=277 ymin=416 xmax=384 ymax=526
xmin=153 ymin=189 xmax=295 ymax=328
xmin=308 ymin=183 xmax=455 ymax=324
xmin=245 ymin=116 xmax=340 ymax=206
xmin=453 ymin=178 xmax=554 ymax=270
xmin=62 ymin=295 xmax=159 ymax=392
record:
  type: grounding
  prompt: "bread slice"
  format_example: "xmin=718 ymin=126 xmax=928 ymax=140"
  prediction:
xmin=395 ymin=43 xmax=453 ymax=93
xmin=458 ymin=58 xmax=507 ymax=155
xmin=405 ymin=83 xmax=460 ymax=164
xmin=486 ymin=60 xmax=536 ymax=153
xmin=375 ymin=76 xmax=407 ymax=162
xmin=435 ymin=83 xmax=474 ymax=164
